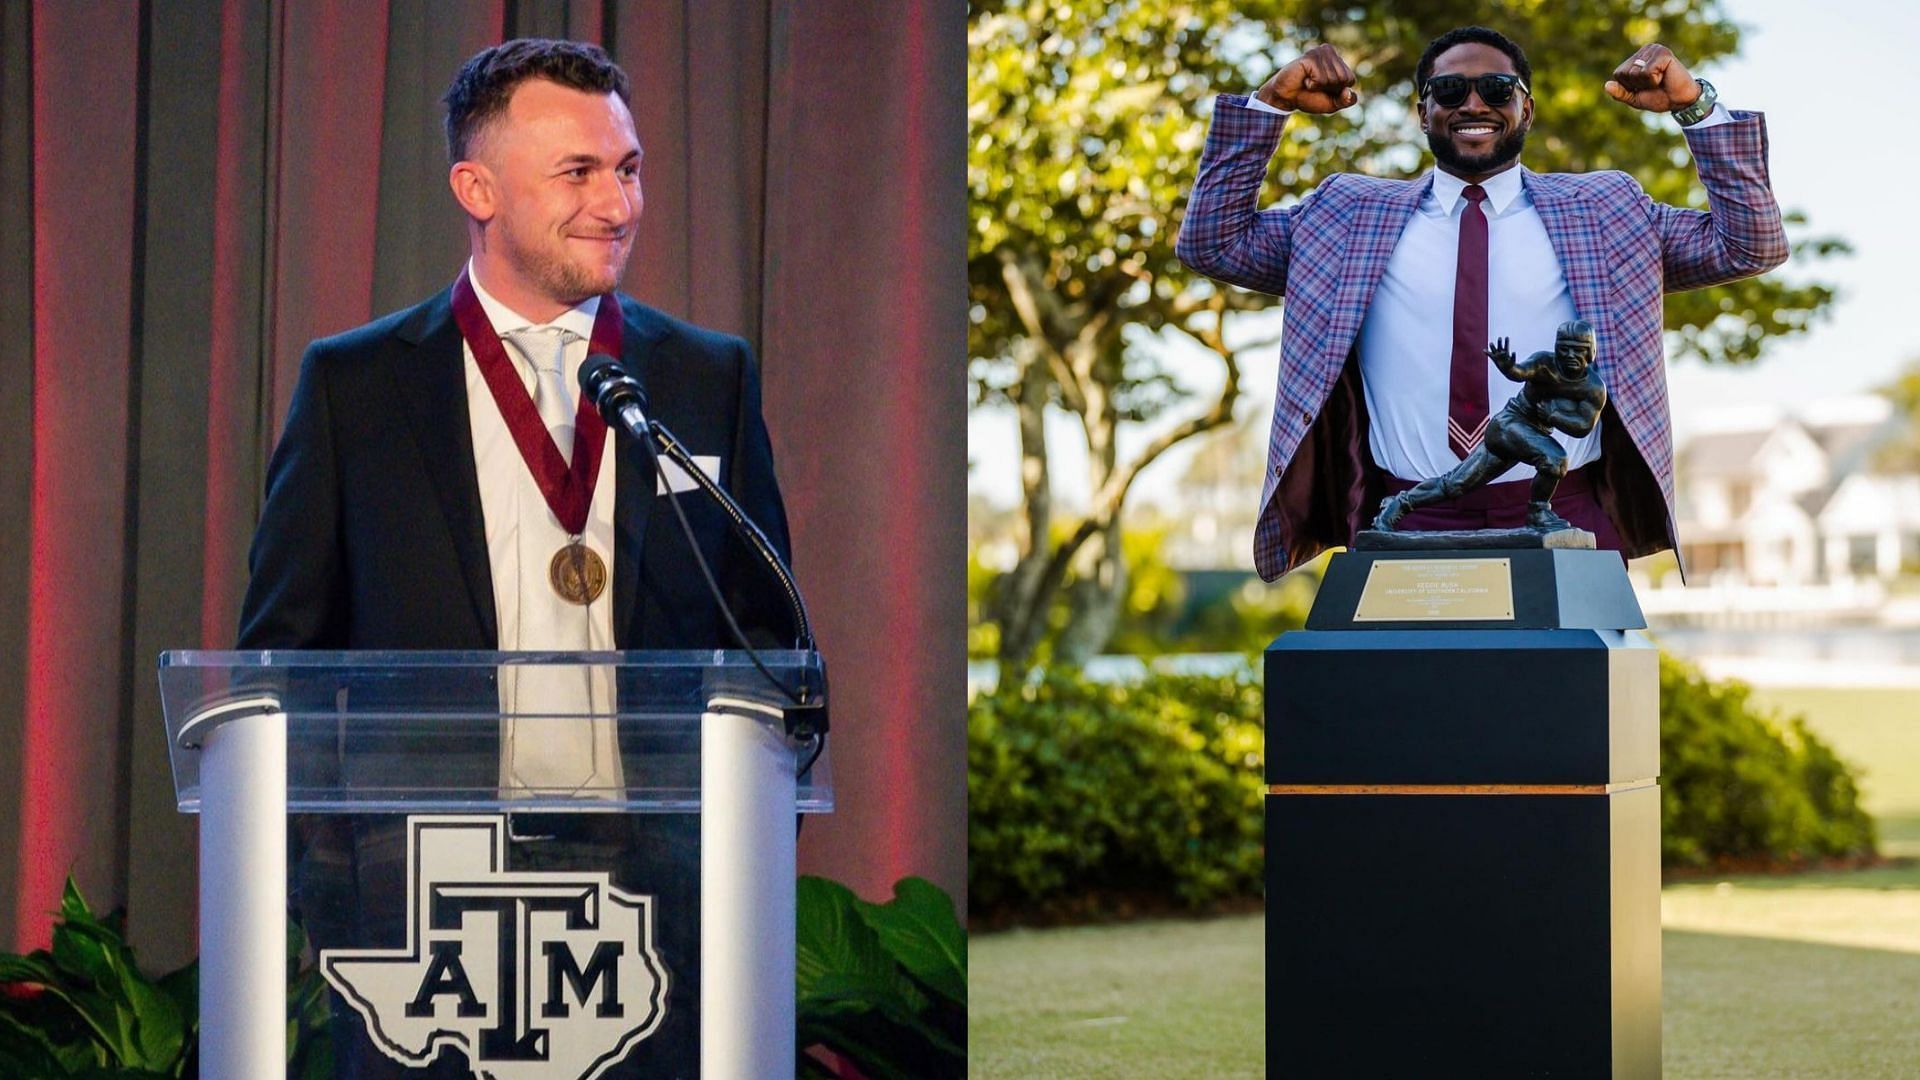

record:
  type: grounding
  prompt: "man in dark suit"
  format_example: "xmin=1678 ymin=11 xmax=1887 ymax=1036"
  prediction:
xmin=238 ymin=39 xmax=790 ymax=1077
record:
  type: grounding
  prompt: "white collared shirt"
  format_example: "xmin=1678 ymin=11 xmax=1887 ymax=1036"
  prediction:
xmin=1358 ymin=164 xmax=1593 ymax=482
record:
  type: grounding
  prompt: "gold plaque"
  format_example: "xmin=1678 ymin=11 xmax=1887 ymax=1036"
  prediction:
xmin=1353 ymin=558 xmax=1514 ymax=622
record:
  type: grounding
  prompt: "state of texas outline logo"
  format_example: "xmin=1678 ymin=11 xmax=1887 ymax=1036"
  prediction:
xmin=319 ymin=815 xmax=669 ymax=1080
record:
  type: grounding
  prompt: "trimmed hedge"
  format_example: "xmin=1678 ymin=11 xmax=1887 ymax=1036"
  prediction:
xmin=968 ymin=670 xmax=1265 ymax=921
xmin=1658 ymin=652 xmax=1876 ymax=868
xmin=970 ymin=656 xmax=1877 ymax=922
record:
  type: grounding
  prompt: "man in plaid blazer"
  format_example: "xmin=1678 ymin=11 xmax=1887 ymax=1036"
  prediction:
xmin=1177 ymin=27 xmax=1788 ymax=580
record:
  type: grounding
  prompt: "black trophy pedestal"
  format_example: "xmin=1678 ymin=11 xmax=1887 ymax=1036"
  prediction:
xmin=1266 ymin=545 xmax=1661 ymax=1078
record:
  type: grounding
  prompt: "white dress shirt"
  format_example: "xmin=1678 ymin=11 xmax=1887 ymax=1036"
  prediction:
xmin=465 ymin=262 xmax=623 ymax=794
xmin=1359 ymin=164 xmax=1591 ymax=483
xmin=1240 ymin=93 xmax=1731 ymax=481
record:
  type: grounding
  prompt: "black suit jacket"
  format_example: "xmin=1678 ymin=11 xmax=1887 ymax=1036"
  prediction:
xmin=237 ymin=285 xmax=793 ymax=654
xmin=237 ymin=291 xmax=770 ymax=1079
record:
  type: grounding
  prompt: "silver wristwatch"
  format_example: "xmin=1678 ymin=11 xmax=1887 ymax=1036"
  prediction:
xmin=1671 ymin=78 xmax=1717 ymax=126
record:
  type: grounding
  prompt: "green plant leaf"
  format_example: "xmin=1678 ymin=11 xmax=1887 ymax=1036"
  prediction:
xmin=800 ymin=1002 xmax=966 ymax=1080
xmin=285 ymin=919 xmax=336 ymax=1076
xmin=0 ymin=985 xmax=101 ymax=1071
xmin=292 ymin=1019 xmax=336 ymax=1080
xmin=0 ymin=1005 xmax=87 ymax=1076
xmin=803 ymin=998 xmax=964 ymax=1062
xmin=969 ymin=668 xmax=1267 ymax=919
xmin=31 ymin=982 xmax=128 ymax=1066
xmin=0 ymin=1047 xmax=70 ymax=1078
xmin=154 ymin=963 xmax=196 ymax=1030
xmin=65 ymin=916 xmax=185 ymax=1071
xmin=0 ymin=879 xmax=358 ymax=1077
xmin=852 ymin=878 xmax=966 ymax=1006
xmin=800 ymin=971 xmax=914 ymax=1018
xmin=50 ymin=916 xmax=121 ymax=989
xmin=0 ymin=953 xmax=61 ymax=985
xmin=287 ymin=916 xmax=318 ymax=969
xmin=797 ymin=876 xmax=967 ymax=1078
xmin=6 ymin=977 xmax=122 ymax=1067
xmin=124 ymin=972 xmax=185 ymax=1069
xmin=59 ymin=878 xmax=94 ymax=924
xmin=796 ymin=877 xmax=901 ymax=999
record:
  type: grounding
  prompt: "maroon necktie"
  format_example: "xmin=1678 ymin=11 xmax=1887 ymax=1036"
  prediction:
xmin=1447 ymin=184 xmax=1490 ymax=459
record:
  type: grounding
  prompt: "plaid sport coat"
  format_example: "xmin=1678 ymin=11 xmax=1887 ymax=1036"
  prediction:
xmin=1177 ymin=94 xmax=1788 ymax=580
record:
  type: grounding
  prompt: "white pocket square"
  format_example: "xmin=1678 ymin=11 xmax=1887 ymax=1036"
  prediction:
xmin=657 ymin=454 xmax=721 ymax=495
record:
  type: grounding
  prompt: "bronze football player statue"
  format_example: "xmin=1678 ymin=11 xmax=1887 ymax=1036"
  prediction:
xmin=1374 ymin=319 xmax=1607 ymax=534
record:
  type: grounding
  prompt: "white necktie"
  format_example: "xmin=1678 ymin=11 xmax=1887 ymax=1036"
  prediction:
xmin=495 ymin=324 xmax=620 ymax=796
xmin=505 ymin=326 xmax=581 ymax=464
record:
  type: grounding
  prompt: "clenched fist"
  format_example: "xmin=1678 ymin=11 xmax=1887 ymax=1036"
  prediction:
xmin=1256 ymin=44 xmax=1360 ymax=114
xmin=1604 ymin=44 xmax=1702 ymax=113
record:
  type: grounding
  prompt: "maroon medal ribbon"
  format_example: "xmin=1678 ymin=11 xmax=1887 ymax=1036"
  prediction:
xmin=450 ymin=267 xmax=624 ymax=535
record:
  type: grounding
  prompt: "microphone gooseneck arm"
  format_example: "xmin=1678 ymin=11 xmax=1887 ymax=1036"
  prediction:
xmin=580 ymin=355 xmax=826 ymax=738
xmin=646 ymin=420 xmax=813 ymax=648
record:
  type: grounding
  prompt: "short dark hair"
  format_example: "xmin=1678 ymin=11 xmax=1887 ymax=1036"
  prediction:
xmin=442 ymin=38 xmax=631 ymax=163
xmin=1415 ymin=26 xmax=1532 ymax=96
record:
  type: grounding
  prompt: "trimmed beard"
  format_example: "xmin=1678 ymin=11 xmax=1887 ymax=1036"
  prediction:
xmin=1427 ymin=122 xmax=1528 ymax=178
xmin=502 ymin=227 xmax=629 ymax=305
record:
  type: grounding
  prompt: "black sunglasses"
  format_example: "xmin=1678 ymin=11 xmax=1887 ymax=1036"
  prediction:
xmin=1422 ymin=73 xmax=1530 ymax=108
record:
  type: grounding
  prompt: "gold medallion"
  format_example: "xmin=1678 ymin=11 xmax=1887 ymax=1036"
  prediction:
xmin=549 ymin=541 xmax=608 ymax=605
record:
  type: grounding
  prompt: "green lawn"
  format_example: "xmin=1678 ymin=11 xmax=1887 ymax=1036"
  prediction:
xmin=1663 ymin=862 xmax=1920 ymax=1077
xmin=971 ymin=917 xmax=1266 ymax=1080
xmin=973 ymin=882 xmax=1920 ymax=1079
xmin=1663 ymin=930 xmax=1920 ymax=1078
xmin=971 ymin=685 xmax=1920 ymax=1077
xmin=1745 ymin=686 xmax=1920 ymax=856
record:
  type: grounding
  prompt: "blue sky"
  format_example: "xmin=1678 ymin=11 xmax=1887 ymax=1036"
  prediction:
xmin=1665 ymin=0 xmax=1920 ymax=422
xmin=969 ymin=0 xmax=1920 ymax=509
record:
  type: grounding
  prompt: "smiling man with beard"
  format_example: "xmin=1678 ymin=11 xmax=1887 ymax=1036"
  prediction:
xmin=1177 ymin=25 xmax=1788 ymax=579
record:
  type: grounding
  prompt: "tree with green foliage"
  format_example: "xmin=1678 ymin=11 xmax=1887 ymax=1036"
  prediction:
xmin=1871 ymin=358 xmax=1920 ymax=472
xmin=969 ymin=0 xmax=1844 ymax=667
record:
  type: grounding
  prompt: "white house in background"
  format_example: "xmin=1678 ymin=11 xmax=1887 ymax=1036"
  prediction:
xmin=1678 ymin=422 xmax=1827 ymax=582
xmin=1739 ymin=490 xmax=1822 ymax=586
xmin=1673 ymin=396 xmax=1909 ymax=585
xmin=1817 ymin=473 xmax=1920 ymax=581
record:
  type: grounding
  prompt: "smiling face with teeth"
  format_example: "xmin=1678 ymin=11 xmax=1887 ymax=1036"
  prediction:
xmin=1418 ymin=42 xmax=1534 ymax=183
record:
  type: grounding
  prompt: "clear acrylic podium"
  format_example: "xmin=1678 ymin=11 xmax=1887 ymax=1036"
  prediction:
xmin=160 ymin=650 xmax=831 ymax=1079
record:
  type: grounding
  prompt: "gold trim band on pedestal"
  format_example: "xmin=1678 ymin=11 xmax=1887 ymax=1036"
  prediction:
xmin=1266 ymin=780 xmax=1657 ymax=796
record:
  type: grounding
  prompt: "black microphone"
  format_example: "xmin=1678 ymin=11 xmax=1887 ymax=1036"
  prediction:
xmin=579 ymin=352 xmax=649 ymax=440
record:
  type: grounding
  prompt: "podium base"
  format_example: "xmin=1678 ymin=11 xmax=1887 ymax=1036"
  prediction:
xmin=1267 ymin=784 xmax=1660 ymax=1077
xmin=1266 ymin=545 xmax=1661 ymax=1076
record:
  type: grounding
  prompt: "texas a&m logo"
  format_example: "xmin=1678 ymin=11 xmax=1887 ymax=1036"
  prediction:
xmin=320 ymin=815 xmax=669 ymax=1079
